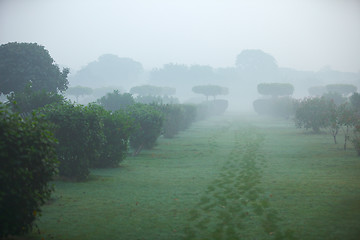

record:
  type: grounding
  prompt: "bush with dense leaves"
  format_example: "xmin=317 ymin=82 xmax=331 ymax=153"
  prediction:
xmin=97 ymin=90 xmax=135 ymax=111
xmin=126 ymin=103 xmax=163 ymax=155
xmin=90 ymin=106 xmax=135 ymax=168
xmin=0 ymin=103 xmax=58 ymax=237
xmin=42 ymin=102 xmax=105 ymax=180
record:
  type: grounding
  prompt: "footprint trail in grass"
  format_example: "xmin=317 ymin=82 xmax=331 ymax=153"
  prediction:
xmin=184 ymin=125 xmax=297 ymax=240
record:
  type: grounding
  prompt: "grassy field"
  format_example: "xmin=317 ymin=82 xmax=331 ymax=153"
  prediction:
xmin=27 ymin=113 xmax=360 ymax=240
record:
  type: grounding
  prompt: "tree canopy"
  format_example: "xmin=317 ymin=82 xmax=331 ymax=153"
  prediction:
xmin=257 ymin=83 xmax=294 ymax=97
xmin=70 ymin=54 xmax=143 ymax=88
xmin=192 ymin=85 xmax=228 ymax=100
xmin=0 ymin=42 xmax=69 ymax=94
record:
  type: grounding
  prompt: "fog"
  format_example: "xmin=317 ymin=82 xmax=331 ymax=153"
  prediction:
xmin=1 ymin=0 xmax=360 ymax=110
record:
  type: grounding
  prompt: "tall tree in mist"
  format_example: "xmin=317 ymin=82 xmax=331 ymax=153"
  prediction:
xmin=0 ymin=42 xmax=69 ymax=94
xmin=70 ymin=54 xmax=143 ymax=88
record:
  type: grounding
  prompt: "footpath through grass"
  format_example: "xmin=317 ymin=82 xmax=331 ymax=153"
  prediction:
xmin=29 ymin=113 xmax=360 ymax=240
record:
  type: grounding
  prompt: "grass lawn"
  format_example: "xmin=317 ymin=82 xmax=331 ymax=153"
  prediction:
xmin=27 ymin=113 xmax=360 ymax=240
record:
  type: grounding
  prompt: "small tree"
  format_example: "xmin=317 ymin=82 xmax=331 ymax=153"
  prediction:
xmin=337 ymin=103 xmax=355 ymax=150
xmin=192 ymin=85 xmax=228 ymax=101
xmin=0 ymin=103 xmax=58 ymax=237
xmin=257 ymin=83 xmax=294 ymax=98
xmin=295 ymin=97 xmax=332 ymax=133
xmin=66 ymin=86 xmax=93 ymax=102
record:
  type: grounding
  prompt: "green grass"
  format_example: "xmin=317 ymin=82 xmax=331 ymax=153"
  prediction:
xmin=27 ymin=113 xmax=360 ymax=240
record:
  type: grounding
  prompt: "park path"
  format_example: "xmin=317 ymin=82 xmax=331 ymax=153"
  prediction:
xmin=183 ymin=120 xmax=296 ymax=240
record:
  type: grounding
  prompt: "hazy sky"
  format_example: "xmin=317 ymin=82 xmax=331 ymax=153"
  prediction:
xmin=1 ymin=0 xmax=359 ymax=72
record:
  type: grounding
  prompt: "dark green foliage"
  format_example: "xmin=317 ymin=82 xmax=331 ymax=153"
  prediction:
xmin=41 ymin=102 xmax=105 ymax=180
xmin=97 ymin=90 xmax=135 ymax=111
xmin=253 ymin=97 xmax=297 ymax=119
xmin=6 ymin=84 xmax=64 ymax=113
xmin=257 ymin=83 xmax=294 ymax=97
xmin=0 ymin=103 xmax=58 ymax=237
xmin=326 ymin=84 xmax=357 ymax=96
xmin=90 ymin=106 xmax=135 ymax=168
xmin=0 ymin=42 xmax=69 ymax=94
xmin=126 ymin=103 xmax=163 ymax=155
xmin=295 ymin=97 xmax=333 ymax=133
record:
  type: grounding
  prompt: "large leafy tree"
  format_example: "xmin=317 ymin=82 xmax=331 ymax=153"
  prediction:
xmin=0 ymin=42 xmax=69 ymax=94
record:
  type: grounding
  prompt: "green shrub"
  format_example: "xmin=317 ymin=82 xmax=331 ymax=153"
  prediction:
xmin=42 ymin=102 xmax=105 ymax=180
xmin=126 ymin=103 xmax=163 ymax=155
xmin=0 ymin=103 xmax=58 ymax=237
xmin=97 ymin=90 xmax=134 ymax=111
xmin=91 ymin=106 xmax=135 ymax=168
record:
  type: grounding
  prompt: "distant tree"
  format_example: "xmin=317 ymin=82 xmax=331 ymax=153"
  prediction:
xmin=0 ymin=42 xmax=69 ymax=94
xmin=236 ymin=49 xmax=278 ymax=72
xmin=257 ymin=83 xmax=294 ymax=97
xmin=192 ymin=85 xmax=228 ymax=101
xmin=97 ymin=90 xmax=135 ymax=111
xmin=325 ymin=84 xmax=357 ymax=96
xmin=66 ymin=86 xmax=93 ymax=102
xmin=130 ymin=85 xmax=162 ymax=96
xmin=308 ymin=86 xmax=327 ymax=97
xmin=70 ymin=54 xmax=143 ymax=88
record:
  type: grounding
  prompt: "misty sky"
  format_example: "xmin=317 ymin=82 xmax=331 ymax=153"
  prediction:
xmin=1 ymin=0 xmax=360 ymax=73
